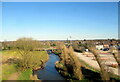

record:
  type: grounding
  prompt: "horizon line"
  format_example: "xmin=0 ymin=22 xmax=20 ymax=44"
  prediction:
xmin=0 ymin=38 xmax=118 ymax=42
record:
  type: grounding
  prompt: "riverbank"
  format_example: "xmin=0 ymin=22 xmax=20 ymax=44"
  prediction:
xmin=2 ymin=50 xmax=49 ymax=80
xmin=55 ymin=61 xmax=101 ymax=81
xmin=55 ymin=51 xmax=120 ymax=81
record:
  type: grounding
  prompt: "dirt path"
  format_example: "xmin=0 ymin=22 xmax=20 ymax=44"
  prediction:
xmin=8 ymin=72 xmax=19 ymax=80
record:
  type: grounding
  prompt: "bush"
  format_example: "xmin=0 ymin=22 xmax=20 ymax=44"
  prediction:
xmin=51 ymin=43 xmax=56 ymax=46
xmin=17 ymin=51 xmax=48 ymax=70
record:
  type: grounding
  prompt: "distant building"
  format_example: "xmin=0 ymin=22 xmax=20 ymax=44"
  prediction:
xmin=96 ymin=45 xmax=104 ymax=50
xmin=85 ymin=49 xmax=89 ymax=52
xmin=103 ymin=44 xmax=109 ymax=48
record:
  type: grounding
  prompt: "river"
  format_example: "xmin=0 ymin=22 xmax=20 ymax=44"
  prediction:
xmin=36 ymin=52 xmax=65 ymax=80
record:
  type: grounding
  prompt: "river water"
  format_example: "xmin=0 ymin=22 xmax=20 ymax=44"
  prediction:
xmin=36 ymin=52 xmax=65 ymax=80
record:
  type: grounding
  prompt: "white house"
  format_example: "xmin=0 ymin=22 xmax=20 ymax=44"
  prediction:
xmin=85 ymin=49 xmax=89 ymax=52
xmin=96 ymin=45 xmax=104 ymax=50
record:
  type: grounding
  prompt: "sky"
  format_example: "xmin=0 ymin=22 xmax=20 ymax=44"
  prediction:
xmin=2 ymin=0 xmax=120 ymax=2
xmin=2 ymin=2 xmax=118 ymax=41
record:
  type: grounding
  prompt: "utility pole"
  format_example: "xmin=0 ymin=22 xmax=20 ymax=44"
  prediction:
xmin=67 ymin=38 xmax=69 ymax=44
xmin=70 ymin=36 xmax=72 ymax=45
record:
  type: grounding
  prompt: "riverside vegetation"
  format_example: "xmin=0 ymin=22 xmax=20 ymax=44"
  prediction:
xmin=55 ymin=42 xmax=83 ymax=80
xmin=54 ymin=41 xmax=120 ymax=81
xmin=1 ymin=38 xmax=49 ymax=80
xmin=1 ymin=38 xmax=120 ymax=81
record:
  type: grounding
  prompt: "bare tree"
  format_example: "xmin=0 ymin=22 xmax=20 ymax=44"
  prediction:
xmin=88 ymin=46 xmax=110 ymax=80
xmin=110 ymin=47 xmax=120 ymax=66
xmin=110 ymin=46 xmax=120 ymax=77
xmin=13 ymin=37 xmax=45 ymax=69
xmin=61 ymin=45 xmax=83 ymax=80
xmin=68 ymin=46 xmax=83 ymax=80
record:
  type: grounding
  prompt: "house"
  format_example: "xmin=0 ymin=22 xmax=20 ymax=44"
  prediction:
xmin=85 ymin=49 xmax=89 ymax=52
xmin=103 ymin=44 xmax=109 ymax=48
xmin=96 ymin=45 xmax=104 ymax=50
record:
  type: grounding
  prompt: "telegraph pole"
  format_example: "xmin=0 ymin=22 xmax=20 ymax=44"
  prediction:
xmin=70 ymin=36 xmax=71 ymax=45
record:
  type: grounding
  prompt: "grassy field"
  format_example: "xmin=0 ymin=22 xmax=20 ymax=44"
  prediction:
xmin=2 ymin=50 xmax=48 ymax=62
xmin=18 ymin=69 xmax=32 ymax=80
xmin=2 ymin=64 xmax=18 ymax=80
xmin=2 ymin=50 xmax=22 ymax=63
xmin=2 ymin=50 xmax=49 ymax=80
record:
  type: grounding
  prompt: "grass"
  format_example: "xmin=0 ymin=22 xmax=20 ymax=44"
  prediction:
xmin=78 ymin=58 xmax=100 ymax=73
xmin=109 ymin=72 xmax=120 ymax=80
xmin=2 ymin=50 xmax=22 ymax=63
xmin=2 ymin=50 xmax=49 ymax=63
xmin=2 ymin=50 xmax=49 ymax=80
xmin=18 ymin=69 xmax=32 ymax=80
xmin=2 ymin=64 xmax=17 ymax=80
xmin=31 ymin=51 xmax=49 ymax=62
xmin=2 ymin=50 xmax=20 ymax=56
